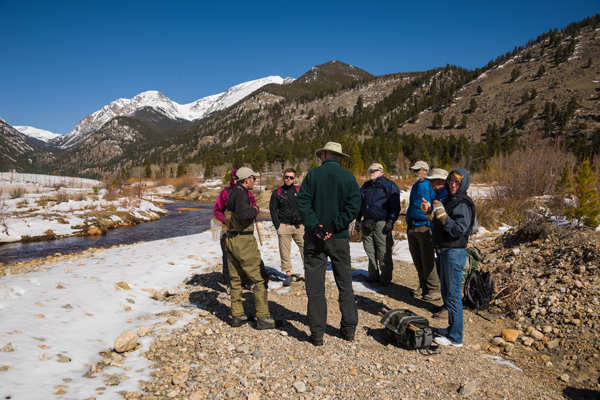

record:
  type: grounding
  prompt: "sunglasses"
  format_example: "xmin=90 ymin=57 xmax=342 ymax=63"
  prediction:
xmin=448 ymin=180 xmax=461 ymax=186
xmin=284 ymin=175 xmax=295 ymax=180
xmin=369 ymin=169 xmax=381 ymax=173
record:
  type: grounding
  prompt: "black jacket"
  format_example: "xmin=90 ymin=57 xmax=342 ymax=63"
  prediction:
xmin=269 ymin=184 xmax=301 ymax=229
xmin=432 ymin=168 xmax=475 ymax=249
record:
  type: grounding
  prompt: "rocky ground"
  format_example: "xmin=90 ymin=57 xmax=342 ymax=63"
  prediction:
xmin=77 ymin=227 xmax=600 ymax=400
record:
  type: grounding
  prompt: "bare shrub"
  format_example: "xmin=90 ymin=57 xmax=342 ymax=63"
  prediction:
xmin=56 ymin=190 xmax=69 ymax=204
xmin=173 ymin=174 xmax=197 ymax=193
xmin=474 ymin=197 xmax=502 ymax=231
xmin=9 ymin=186 xmax=27 ymax=199
xmin=485 ymin=131 xmax=576 ymax=225
xmin=72 ymin=191 xmax=87 ymax=201
xmin=0 ymin=188 xmax=8 ymax=235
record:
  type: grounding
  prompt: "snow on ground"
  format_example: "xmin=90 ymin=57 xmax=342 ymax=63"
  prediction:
xmin=0 ymin=188 xmax=166 ymax=243
xmin=0 ymin=221 xmax=412 ymax=399
xmin=0 ymin=172 xmax=101 ymax=190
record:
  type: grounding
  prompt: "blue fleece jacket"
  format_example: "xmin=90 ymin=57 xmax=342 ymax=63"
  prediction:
xmin=406 ymin=179 xmax=436 ymax=227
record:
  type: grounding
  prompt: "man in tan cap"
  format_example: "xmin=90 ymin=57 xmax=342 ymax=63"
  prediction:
xmin=355 ymin=163 xmax=401 ymax=286
xmin=297 ymin=142 xmax=361 ymax=346
xmin=225 ymin=167 xmax=276 ymax=330
xmin=406 ymin=161 xmax=440 ymax=301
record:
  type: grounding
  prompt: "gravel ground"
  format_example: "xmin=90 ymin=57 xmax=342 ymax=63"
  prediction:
xmin=105 ymin=259 xmax=574 ymax=400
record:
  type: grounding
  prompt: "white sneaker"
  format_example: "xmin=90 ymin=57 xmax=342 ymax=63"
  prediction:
xmin=437 ymin=328 xmax=448 ymax=336
xmin=434 ymin=336 xmax=463 ymax=348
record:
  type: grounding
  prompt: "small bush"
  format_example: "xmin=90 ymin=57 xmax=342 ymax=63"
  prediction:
xmin=173 ymin=174 xmax=197 ymax=193
xmin=9 ymin=187 xmax=26 ymax=199
xmin=56 ymin=190 xmax=69 ymax=204
xmin=72 ymin=192 xmax=86 ymax=201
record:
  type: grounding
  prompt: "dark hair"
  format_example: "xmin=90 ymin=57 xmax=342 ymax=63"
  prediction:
xmin=283 ymin=168 xmax=296 ymax=176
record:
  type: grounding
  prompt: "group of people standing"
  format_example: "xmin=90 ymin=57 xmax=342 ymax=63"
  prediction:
xmin=213 ymin=142 xmax=475 ymax=348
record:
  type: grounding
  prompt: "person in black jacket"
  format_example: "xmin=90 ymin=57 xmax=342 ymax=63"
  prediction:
xmin=422 ymin=168 xmax=475 ymax=347
xmin=355 ymin=163 xmax=401 ymax=286
xmin=269 ymin=168 xmax=304 ymax=286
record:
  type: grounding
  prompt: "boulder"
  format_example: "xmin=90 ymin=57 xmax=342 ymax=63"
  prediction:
xmin=88 ymin=227 xmax=102 ymax=235
xmin=501 ymin=329 xmax=519 ymax=343
xmin=114 ymin=330 xmax=138 ymax=353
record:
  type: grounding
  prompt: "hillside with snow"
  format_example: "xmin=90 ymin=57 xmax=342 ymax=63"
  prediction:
xmin=53 ymin=76 xmax=291 ymax=151
xmin=14 ymin=126 xmax=62 ymax=143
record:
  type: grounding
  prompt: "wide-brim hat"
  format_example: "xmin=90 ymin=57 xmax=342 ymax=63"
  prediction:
xmin=369 ymin=163 xmax=384 ymax=172
xmin=235 ymin=167 xmax=260 ymax=180
xmin=410 ymin=161 xmax=429 ymax=171
xmin=426 ymin=168 xmax=449 ymax=181
xmin=315 ymin=142 xmax=348 ymax=158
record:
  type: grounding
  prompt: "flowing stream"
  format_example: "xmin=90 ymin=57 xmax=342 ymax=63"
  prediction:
xmin=0 ymin=201 xmax=218 ymax=265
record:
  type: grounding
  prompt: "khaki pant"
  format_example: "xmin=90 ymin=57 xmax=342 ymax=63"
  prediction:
xmin=277 ymin=223 xmax=305 ymax=273
xmin=225 ymin=233 xmax=270 ymax=318
xmin=407 ymin=224 xmax=439 ymax=294
xmin=361 ymin=220 xmax=394 ymax=284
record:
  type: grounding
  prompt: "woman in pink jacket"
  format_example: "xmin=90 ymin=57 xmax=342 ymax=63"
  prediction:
xmin=213 ymin=169 xmax=257 ymax=288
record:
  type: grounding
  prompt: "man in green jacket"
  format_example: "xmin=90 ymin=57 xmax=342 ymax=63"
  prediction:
xmin=297 ymin=142 xmax=361 ymax=346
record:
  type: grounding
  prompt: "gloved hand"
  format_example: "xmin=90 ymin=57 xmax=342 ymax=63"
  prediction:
xmin=355 ymin=220 xmax=361 ymax=232
xmin=420 ymin=199 xmax=432 ymax=215
xmin=432 ymin=201 xmax=447 ymax=224
xmin=322 ymin=223 xmax=334 ymax=235
xmin=382 ymin=220 xmax=394 ymax=234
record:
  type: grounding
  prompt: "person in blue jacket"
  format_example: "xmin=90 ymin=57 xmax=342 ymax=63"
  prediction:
xmin=355 ymin=163 xmax=401 ymax=286
xmin=425 ymin=168 xmax=449 ymax=318
xmin=405 ymin=161 xmax=439 ymax=302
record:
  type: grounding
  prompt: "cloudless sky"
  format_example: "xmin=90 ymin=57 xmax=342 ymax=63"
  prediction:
xmin=1 ymin=0 xmax=598 ymax=135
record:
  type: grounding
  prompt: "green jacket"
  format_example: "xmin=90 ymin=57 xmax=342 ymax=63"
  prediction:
xmin=297 ymin=159 xmax=361 ymax=238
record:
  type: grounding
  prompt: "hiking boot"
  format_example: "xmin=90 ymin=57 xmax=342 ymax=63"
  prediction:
xmin=340 ymin=328 xmax=355 ymax=341
xmin=309 ymin=334 xmax=324 ymax=346
xmin=283 ymin=274 xmax=293 ymax=286
xmin=423 ymin=292 xmax=442 ymax=301
xmin=231 ymin=315 xmax=249 ymax=328
xmin=432 ymin=307 xmax=447 ymax=319
xmin=409 ymin=288 xmax=422 ymax=297
xmin=256 ymin=316 xmax=276 ymax=330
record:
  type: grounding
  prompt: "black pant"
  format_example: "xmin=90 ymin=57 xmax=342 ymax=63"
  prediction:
xmin=304 ymin=233 xmax=358 ymax=338
xmin=220 ymin=232 xmax=230 ymax=286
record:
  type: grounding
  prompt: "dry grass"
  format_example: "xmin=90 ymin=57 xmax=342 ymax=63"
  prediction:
xmin=55 ymin=190 xmax=69 ymax=204
xmin=173 ymin=174 xmax=198 ymax=193
xmin=8 ymin=186 xmax=27 ymax=199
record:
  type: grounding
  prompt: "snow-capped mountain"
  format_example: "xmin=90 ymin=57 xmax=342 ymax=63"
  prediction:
xmin=0 ymin=118 xmax=38 ymax=164
xmin=14 ymin=126 xmax=62 ymax=143
xmin=54 ymin=76 xmax=292 ymax=150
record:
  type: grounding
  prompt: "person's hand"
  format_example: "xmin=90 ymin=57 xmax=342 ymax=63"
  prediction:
xmin=420 ymin=198 xmax=431 ymax=214
xmin=432 ymin=201 xmax=447 ymax=224
xmin=254 ymin=205 xmax=260 ymax=213
xmin=314 ymin=224 xmax=334 ymax=241
xmin=382 ymin=220 xmax=394 ymax=235
xmin=354 ymin=220 xmax=361 ymax=232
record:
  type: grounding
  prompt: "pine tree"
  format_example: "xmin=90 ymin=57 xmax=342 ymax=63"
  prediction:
xmin=476 ymin=85 xmax=483 ymax=95
xmin=564 ymin=161 xmax=600 ymax=228
xmin=204 ymin=156 xmax=213 ymax=178
xmin=510 ymin=68 xmax=521 ymax=82
xmin=470 ymin=98 xmax=478 ymax=113
xmin=461 ymin=114 xmax=469 ymax=128
xmin=308 ymin=157 xmax=318 ymax=171
xmin=348 ymin=142 xmax=364 ymax=174
xmin=144 ymin=162 xmax=152 ymax=179
xmin=537 ymin=65 xmax=546 ymax=79
xmin=222 ymin=168 xmax=231 ymax=184
xmin=449 ymin=115 xmax=457 ymax=128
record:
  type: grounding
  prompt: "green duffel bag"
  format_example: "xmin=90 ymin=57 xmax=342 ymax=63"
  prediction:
xmin=380 ymin=309 xmax=433 ymax=349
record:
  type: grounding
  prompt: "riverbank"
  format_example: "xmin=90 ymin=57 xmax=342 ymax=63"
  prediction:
xmin=0 ymin=188 xmax=167 ymax=246
xmin=1 ymin=221 xmax=587 ymax=399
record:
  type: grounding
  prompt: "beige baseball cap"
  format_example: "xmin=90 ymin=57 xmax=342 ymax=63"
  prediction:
xmin=410 ymin=161 xmax=429 ymax=171
xmin=235 ymin=167 xmax=260 ymax=180
xmin=369 ymin=163 xmax=384 ymax=172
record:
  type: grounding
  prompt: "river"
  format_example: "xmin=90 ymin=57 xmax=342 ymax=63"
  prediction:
xmin=0 ymin=201 xmax=218 ymax=265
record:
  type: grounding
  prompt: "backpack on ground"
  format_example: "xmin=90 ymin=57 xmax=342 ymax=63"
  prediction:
xmin=380 ymin=309 xmax=433 ymax=349
xmin=462 ymin=246 xmax=484 ymax=283
xmin=463 ymin=270 xmax=494 ymax=311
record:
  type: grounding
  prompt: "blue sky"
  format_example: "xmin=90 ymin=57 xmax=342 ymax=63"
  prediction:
xmin=1 ymin=0 xmax=598 ymax=135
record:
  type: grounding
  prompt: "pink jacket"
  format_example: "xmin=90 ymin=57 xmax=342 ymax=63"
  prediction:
xmin=213 ymin=168 xmax=257 ymax=225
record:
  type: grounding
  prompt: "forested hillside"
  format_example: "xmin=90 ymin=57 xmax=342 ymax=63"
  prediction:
xmin=38 ymin=14 xmax=600 ymax=178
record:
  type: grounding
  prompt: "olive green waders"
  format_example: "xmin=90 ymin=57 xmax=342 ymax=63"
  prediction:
xmin=225 ymin=210 xmax=270 ymax=318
